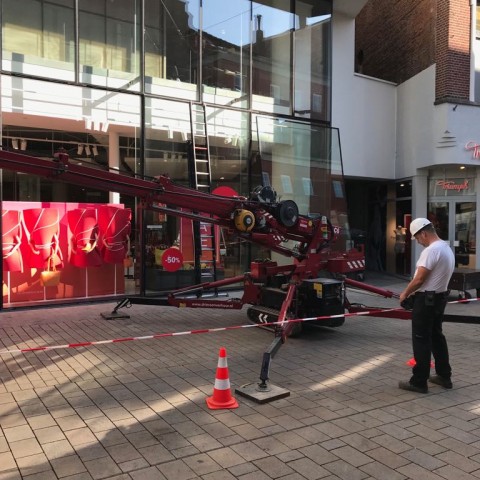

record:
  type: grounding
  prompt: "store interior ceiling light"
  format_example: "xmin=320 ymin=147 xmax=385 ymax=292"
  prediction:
xmin=11 ymin=138 xmax=18 ymax=150
xmin=20 ymin=139 xmax=27 ymax=151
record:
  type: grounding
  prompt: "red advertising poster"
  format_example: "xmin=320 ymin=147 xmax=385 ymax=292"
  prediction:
xmin=2 ymin=202 xmax=131 ymax=306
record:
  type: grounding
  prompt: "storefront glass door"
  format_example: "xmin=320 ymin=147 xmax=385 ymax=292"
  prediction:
xmin=428 ymin=200 xmax=476 ymax=269
xmin=454 ymin=202 xmax=476 ymax=268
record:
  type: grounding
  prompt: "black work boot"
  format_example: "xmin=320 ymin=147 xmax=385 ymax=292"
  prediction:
xmin=398 ymin=380 xmax=428 ymax=394
xmin=429 ymin=375 xmax=453 ymax=389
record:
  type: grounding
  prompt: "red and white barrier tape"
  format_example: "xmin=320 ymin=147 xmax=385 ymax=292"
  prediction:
xmin=0 ymin=296 xmax=477 ymax=355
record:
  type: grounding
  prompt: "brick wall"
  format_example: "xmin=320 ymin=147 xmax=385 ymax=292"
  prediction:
xmin=435 ymin=0 xmax=471 ymax=101
xmin=355 ymin=0 xmax=471 ymax=101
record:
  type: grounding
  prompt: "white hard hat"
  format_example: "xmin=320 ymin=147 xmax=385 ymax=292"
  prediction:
xmin=410 ymin=218 xmax=431 ymax=236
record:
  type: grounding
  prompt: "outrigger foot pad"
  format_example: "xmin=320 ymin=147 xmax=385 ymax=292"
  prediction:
xmin=101 ymin=298 xmax=132 ymax=320
xmin=101 ymin=311 xmax=131 ymax=320
xmin=235 ymin=382 xmax=290 ymax=404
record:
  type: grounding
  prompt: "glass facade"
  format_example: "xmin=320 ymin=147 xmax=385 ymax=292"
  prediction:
xmin=2 ymin=0 xmax=76 ymax=81
xmin=144 ymin=0 xmax=200 ymax=100
xmin=1 ymin=0 xmax=332 ymax=111
xmin=202 ymin=0 xmax=251 ymax=108
xmin=256 ymin=117 xmax=351 ymax=256
xmin=79 ymin=0 xmax=141 ymax=90
xmin=0 ymin=0 xmax=336 ymax=304
xmin=294 ymin=0 xmax=332 ymax=121
xmin=251 ymin=0 xmax=293 ymax=113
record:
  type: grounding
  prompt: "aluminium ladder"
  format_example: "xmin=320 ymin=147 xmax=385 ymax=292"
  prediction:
xmin=188 ymin=103 xmax=218 ymax=284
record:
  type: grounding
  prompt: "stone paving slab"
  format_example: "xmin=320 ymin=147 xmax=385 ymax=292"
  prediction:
xmin=0 ymin=273 xmax=479 ymax=479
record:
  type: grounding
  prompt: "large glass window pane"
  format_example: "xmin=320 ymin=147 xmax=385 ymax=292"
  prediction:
xmin=1 ymin=76 xmax=141 ymax=199
xmin=143 ymin=98 xmax=192 ymax=291
xmin=79 ymin=0 xmax=141 ymax=91
xmin=202 ymin=0 xmax=251 ymax=108
xmin=206 ymin=107 xmax=249 ymax=193
xmin=2 ymin=0 xmax=75 ymax=81
xmin=427 ymin=202 xmax=449 ymax=241
xmin=294 ymin=0 xmax=332 ymax=122
xmin=207 ymin=107 xmax=250 ymax=276
xmin=1 ymin=77 xmax=141 ymax=299
xmin=256 ymin=116 xmax=352 ymax=256
xmin=144 ymin=98 xmax=189 ymax=183
xmin=252 ymin=0 xmax=293 ymax=114
xmin=144 ymin=0 xmax=200 ymax=101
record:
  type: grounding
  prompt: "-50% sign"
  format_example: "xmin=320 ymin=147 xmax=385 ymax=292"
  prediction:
xmin=162 ymin=247 xmax=184 ymax=272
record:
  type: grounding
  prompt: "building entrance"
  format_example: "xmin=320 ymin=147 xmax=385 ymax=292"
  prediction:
xmin=428 ymin=200 xmax=477 ymax=269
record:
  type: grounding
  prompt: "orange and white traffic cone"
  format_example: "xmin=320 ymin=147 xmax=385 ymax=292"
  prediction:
xmin=206 ymin=347 xmax=239 ymax=410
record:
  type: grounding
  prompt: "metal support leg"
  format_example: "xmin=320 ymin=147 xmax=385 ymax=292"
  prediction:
xmin=101 ymin=298 xmax=132 ymax=320
xmin=235 ymin=335 xmax=290 ymax=403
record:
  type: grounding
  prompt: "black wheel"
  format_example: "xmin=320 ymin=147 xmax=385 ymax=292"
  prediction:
xmin=458 ymin=291 xmax=472 ymax=300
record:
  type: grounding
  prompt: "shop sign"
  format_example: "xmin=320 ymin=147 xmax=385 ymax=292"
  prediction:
xmin=162 ymin=247 xmax=183 ymax=272
xmin=465 ymin=142 xmax=480 ymax=158
xmin=436 ymin=179 xmax=469 ymax=191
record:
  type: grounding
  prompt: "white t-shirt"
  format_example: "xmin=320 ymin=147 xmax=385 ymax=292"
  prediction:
xmin=415 ymin=239 xmax=455 ymax=293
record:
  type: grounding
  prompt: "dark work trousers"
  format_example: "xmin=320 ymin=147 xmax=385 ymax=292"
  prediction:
xmin=410 ymin=292 xmax=451 ymax=387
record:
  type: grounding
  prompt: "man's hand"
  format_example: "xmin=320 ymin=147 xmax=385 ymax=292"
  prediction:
xmin=399 ymin=266 xmax=431 ymax=305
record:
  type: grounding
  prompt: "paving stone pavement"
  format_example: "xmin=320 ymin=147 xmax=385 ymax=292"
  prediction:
xmin=0 ymin=272 xmax=479 ymax=479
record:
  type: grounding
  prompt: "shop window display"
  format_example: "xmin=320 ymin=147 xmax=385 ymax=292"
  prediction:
xmin=2 ymin=202 xmax=131 ymax=305
xmin=144 ymin=209 xmax=224 ymax=291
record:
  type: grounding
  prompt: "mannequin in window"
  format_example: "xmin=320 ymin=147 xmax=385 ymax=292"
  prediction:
xmin=394 ymin=225 xmax=407 ymax=254
xmin=394 ymin=225 xmax=407 ymax=274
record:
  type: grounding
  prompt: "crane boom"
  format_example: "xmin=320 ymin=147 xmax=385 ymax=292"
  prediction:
xmin=0 ymin=149 xmax=340 ymax=259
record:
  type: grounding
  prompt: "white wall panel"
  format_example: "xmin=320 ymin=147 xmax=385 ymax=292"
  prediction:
xmin=331 ymin=13 xmax=396 ymax=180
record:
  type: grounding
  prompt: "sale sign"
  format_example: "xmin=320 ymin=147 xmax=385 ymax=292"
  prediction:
xmin=162 ymin=247 xmax=184 ymax=272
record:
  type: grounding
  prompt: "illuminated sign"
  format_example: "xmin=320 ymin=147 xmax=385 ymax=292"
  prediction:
xmin=465 ymin=142 xmax=480 ymax=158
xmin=436 ymin=179 xmax=469 ymax=191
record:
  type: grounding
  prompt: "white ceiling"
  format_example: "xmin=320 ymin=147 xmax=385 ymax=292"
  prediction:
xmin=333 ymin=0 xmax=368 ymax=18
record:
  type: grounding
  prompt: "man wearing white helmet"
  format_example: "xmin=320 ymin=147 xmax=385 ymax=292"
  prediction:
xmin=398 ymin=217 xmax=455 ymax=394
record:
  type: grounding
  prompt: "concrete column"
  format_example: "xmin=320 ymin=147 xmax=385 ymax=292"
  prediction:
xmin=108 ymin=130 xmax=120 ymax=204
xmin=385 ymin=183 xmax=396 ymax=273
xmin=410 ymin=172 xmax=428 ymax=273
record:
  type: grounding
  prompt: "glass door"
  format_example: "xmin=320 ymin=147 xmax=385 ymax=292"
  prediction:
xmin=428 ymin=200 xmax=476 ymax=269
xmin=454 ymin=202 xmax=476 ymax=269
xmin=428 ymin=202 xmax=449 ymax=241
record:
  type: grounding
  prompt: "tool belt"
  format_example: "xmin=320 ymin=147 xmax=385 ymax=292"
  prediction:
xmin=401 ymin=290 xmax=449 ymax=310
xmin=415 ymin=290 xmax=449 ymax=306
